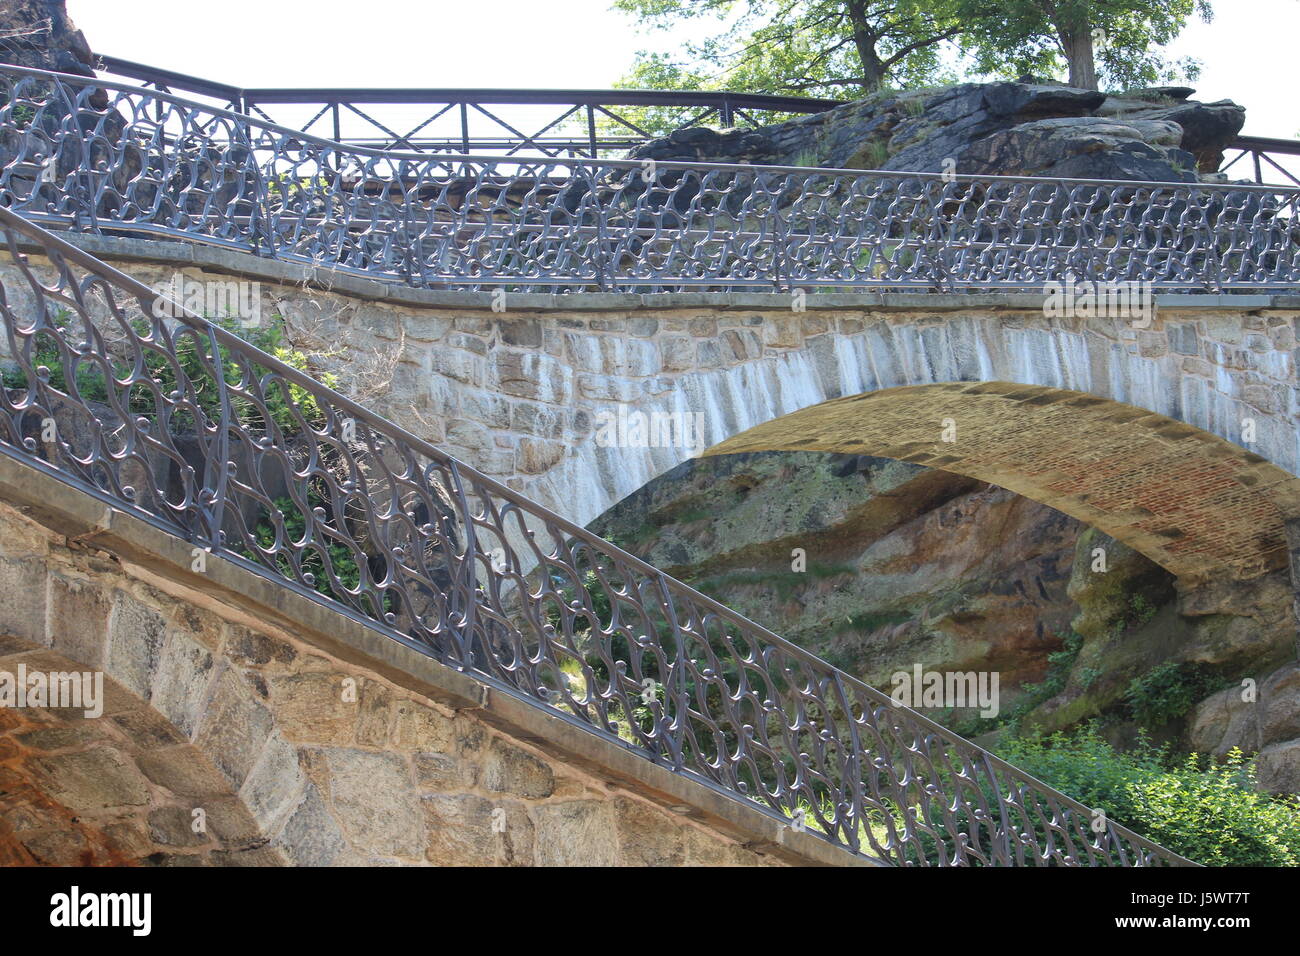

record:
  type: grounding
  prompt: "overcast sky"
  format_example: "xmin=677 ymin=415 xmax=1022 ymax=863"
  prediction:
xmin=66 ymin=0 xmax=1299 ymax=138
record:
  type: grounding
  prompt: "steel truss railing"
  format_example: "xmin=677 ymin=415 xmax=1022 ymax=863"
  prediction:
xmin=1220 ymin=136 xmax=1300 ymax=188
xmin=3 ymin=63 xmax=1300 ymax=294
xmin=0 ymin=205 xmax=1192 ymax=866
xmin=94 ymin=54 xmax=841 ymax=157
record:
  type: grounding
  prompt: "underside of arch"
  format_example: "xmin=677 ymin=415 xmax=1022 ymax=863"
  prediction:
xmin=705 ymin=381 xmax=1300 ymax=586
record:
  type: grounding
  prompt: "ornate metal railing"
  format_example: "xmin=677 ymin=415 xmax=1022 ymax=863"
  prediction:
xmin=3 ymin=63 xmax=1300 ymax=293
xmin=0 ymin=205 xmax=1193 ymax=866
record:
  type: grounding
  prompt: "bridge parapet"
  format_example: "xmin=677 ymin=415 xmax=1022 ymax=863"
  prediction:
xmin=3 ymin=63 xmax=1300 ymax=296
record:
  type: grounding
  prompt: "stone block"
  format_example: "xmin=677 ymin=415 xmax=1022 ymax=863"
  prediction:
xmin=276 ymin=785 xmax=347 ymax=866
xmin=516 ymin=438 xmax=565 ymax=475
xmin=532 ymin=800 xmax=618 ymax=866
xmin=47 ymin=575 xmax=111 ymax=668
xmin=150 ymin=630 xmax=217 ymax=740
xmin=148 ymin=806 xmax=208 ymax=848
xmin=390 ymin=699 xmax=456 ymax=752
xmin=137 ymin=744 xmax=233 ymax=799
xmin=0 ymin=556 xmax=46 ymax=645
xmin=31 ymin=747 xmax=149 ymax=810
xmin=239 ymin=732 xmax=305 ymax=832
xmin=422 ymin=793 xmax=533 ymax=866
xmin=660 ymin=334 xmax=694 ymax=372
xmin=414 ymin=750 xmax=476 ymax=791
xmin=323 ymin=748 xmax=423 ymax=859
xmin=193 ymin=667 xmax=276 ymax=787
xmin=481 ymin=738 xmax=554 ymax=799
xmin=499 ymin=318 xmax=543 ymax=348
xmin=106 ymin=593 xmax=166 ymax=701
xmin=265 ymin=672 xmax=357 ymax=745
xmin=613 ymin=796 xmax=685 ymax=866
xmin=355 ymin=679 xmax=393 ymax=748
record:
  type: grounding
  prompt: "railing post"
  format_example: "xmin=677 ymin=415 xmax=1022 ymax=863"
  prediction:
xmin=199 ymin=324 xmax=232 ymax=555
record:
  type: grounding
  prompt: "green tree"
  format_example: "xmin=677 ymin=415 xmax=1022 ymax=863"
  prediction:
xmin=956 ymin=0 xmax=1215 ymax=91
xmin=613 ymin=0 xmax=965 ymax=97
xmin=614 ymin=0 xmax=1217 ymax=104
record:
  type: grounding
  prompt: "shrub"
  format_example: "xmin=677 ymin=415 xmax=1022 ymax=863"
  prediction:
xmin=3 ymin=312 xmax=335 ymax=439
xmin=1125 ymin=661 xmax=1229 ymax=727
xmin=1000 ymin=726 xmax=1300 ymax=866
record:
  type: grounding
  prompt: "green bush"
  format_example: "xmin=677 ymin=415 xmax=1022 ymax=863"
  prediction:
xmin=1125 ymin=661 xmax=1229 ymax=728
xmin=2 ymin=312 xmax=335 ymax=439
xmin=1000 ymin=726 xmax=1300 ymax=866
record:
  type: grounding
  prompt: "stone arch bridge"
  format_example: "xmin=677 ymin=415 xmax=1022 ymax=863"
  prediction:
xmin=32 ymin=239 xmax=1297 ymax=598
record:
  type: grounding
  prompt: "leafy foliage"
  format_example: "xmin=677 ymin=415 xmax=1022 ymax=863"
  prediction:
xmin=956 ymin=0 xmax=1215 ymax=89
xmin=613 ymin=0 xmax=964 ymax=101
xmin=3 ymin=312 xmax=336 ymax=437
xmin=1000 ymin=726 xmax=1300 ymax=866
xmin=611 ymin=0 xmax=1217 ymax=122
xmin=1125 ymin=661 xmax=1230 ymax=727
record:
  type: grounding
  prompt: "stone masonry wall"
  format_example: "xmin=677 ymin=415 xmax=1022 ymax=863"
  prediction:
xmin=0 ymin=497 xmax=786 ymax=866
xmin=0 ymin=246 xmax=1295 ymax=531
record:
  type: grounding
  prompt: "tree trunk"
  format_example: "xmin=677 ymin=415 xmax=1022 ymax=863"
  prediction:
xmin=845 ymin=0 xmax=888 ymax=92
xmin=1056 ymin=18 xmax=1098 ymax=90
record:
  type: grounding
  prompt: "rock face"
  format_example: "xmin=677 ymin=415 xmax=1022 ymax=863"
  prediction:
xmin=589 ymin=451 xmax=1296 ymax=752
xmin=630 ymin=81 xmax=1244 ymax=182
xmin=0 ymin=0 xmax=96 ymax=77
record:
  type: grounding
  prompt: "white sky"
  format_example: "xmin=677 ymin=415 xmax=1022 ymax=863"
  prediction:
xmin=66 ymin=0 xmax=1300 ymax=138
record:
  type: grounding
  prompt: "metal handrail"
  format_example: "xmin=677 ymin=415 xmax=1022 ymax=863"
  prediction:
xmin=3 ymin=63 xmax=1300 ymax=294
xmin=93 ymin=53 xmax=841 ymax=156
xmin=0 ymin=204 xmax=1194 ymax=865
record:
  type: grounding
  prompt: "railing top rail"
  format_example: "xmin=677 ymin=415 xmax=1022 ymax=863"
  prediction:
xmin=5 ymin=62 xmax=1298 ymax=198
xmin=1230 ymin=134 xmax=1300 ymax=154
xmin=94 ymin=53 xmax=845 ymax=111
xmin=0 ymin=201 xmax=1197 ymax=866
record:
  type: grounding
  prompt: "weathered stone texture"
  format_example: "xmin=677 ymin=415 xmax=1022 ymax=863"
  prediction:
xmin=0 ymin=499 xmax=786 ymax=866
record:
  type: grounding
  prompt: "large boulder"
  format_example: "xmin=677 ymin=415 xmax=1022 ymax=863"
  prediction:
xmin=0 ymin=0 xmax=95 ymax=77
xmin=629 ymin=79 xmax=1244 ymax=184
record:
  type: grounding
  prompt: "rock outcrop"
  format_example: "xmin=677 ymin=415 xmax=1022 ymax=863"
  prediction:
xmin=588 ymin=451 xmax=1297 ymax=767
xmin=0 ymin=0 xmax=95 ymax=77
xmin=630 ymin=81 xmax=1245 ymax=183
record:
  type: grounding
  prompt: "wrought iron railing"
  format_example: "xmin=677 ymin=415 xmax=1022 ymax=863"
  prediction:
xmin=3 ymin=63 xmax=1300 ymax=294
xmin=0 ymin=205 xmax=1193 ymax=866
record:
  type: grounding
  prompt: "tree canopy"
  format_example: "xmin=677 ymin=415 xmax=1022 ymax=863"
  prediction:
xmin=957 ymin=0 xmax=1215 ymax=91
xmin=613 ymin=0 xmax=1217 ymax=97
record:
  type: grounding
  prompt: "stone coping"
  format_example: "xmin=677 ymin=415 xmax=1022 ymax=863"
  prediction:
xmin=17 ymin=231 xmax=1299 ymax=314
xmin=0 ymin=451 xmax=881 ymax=868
